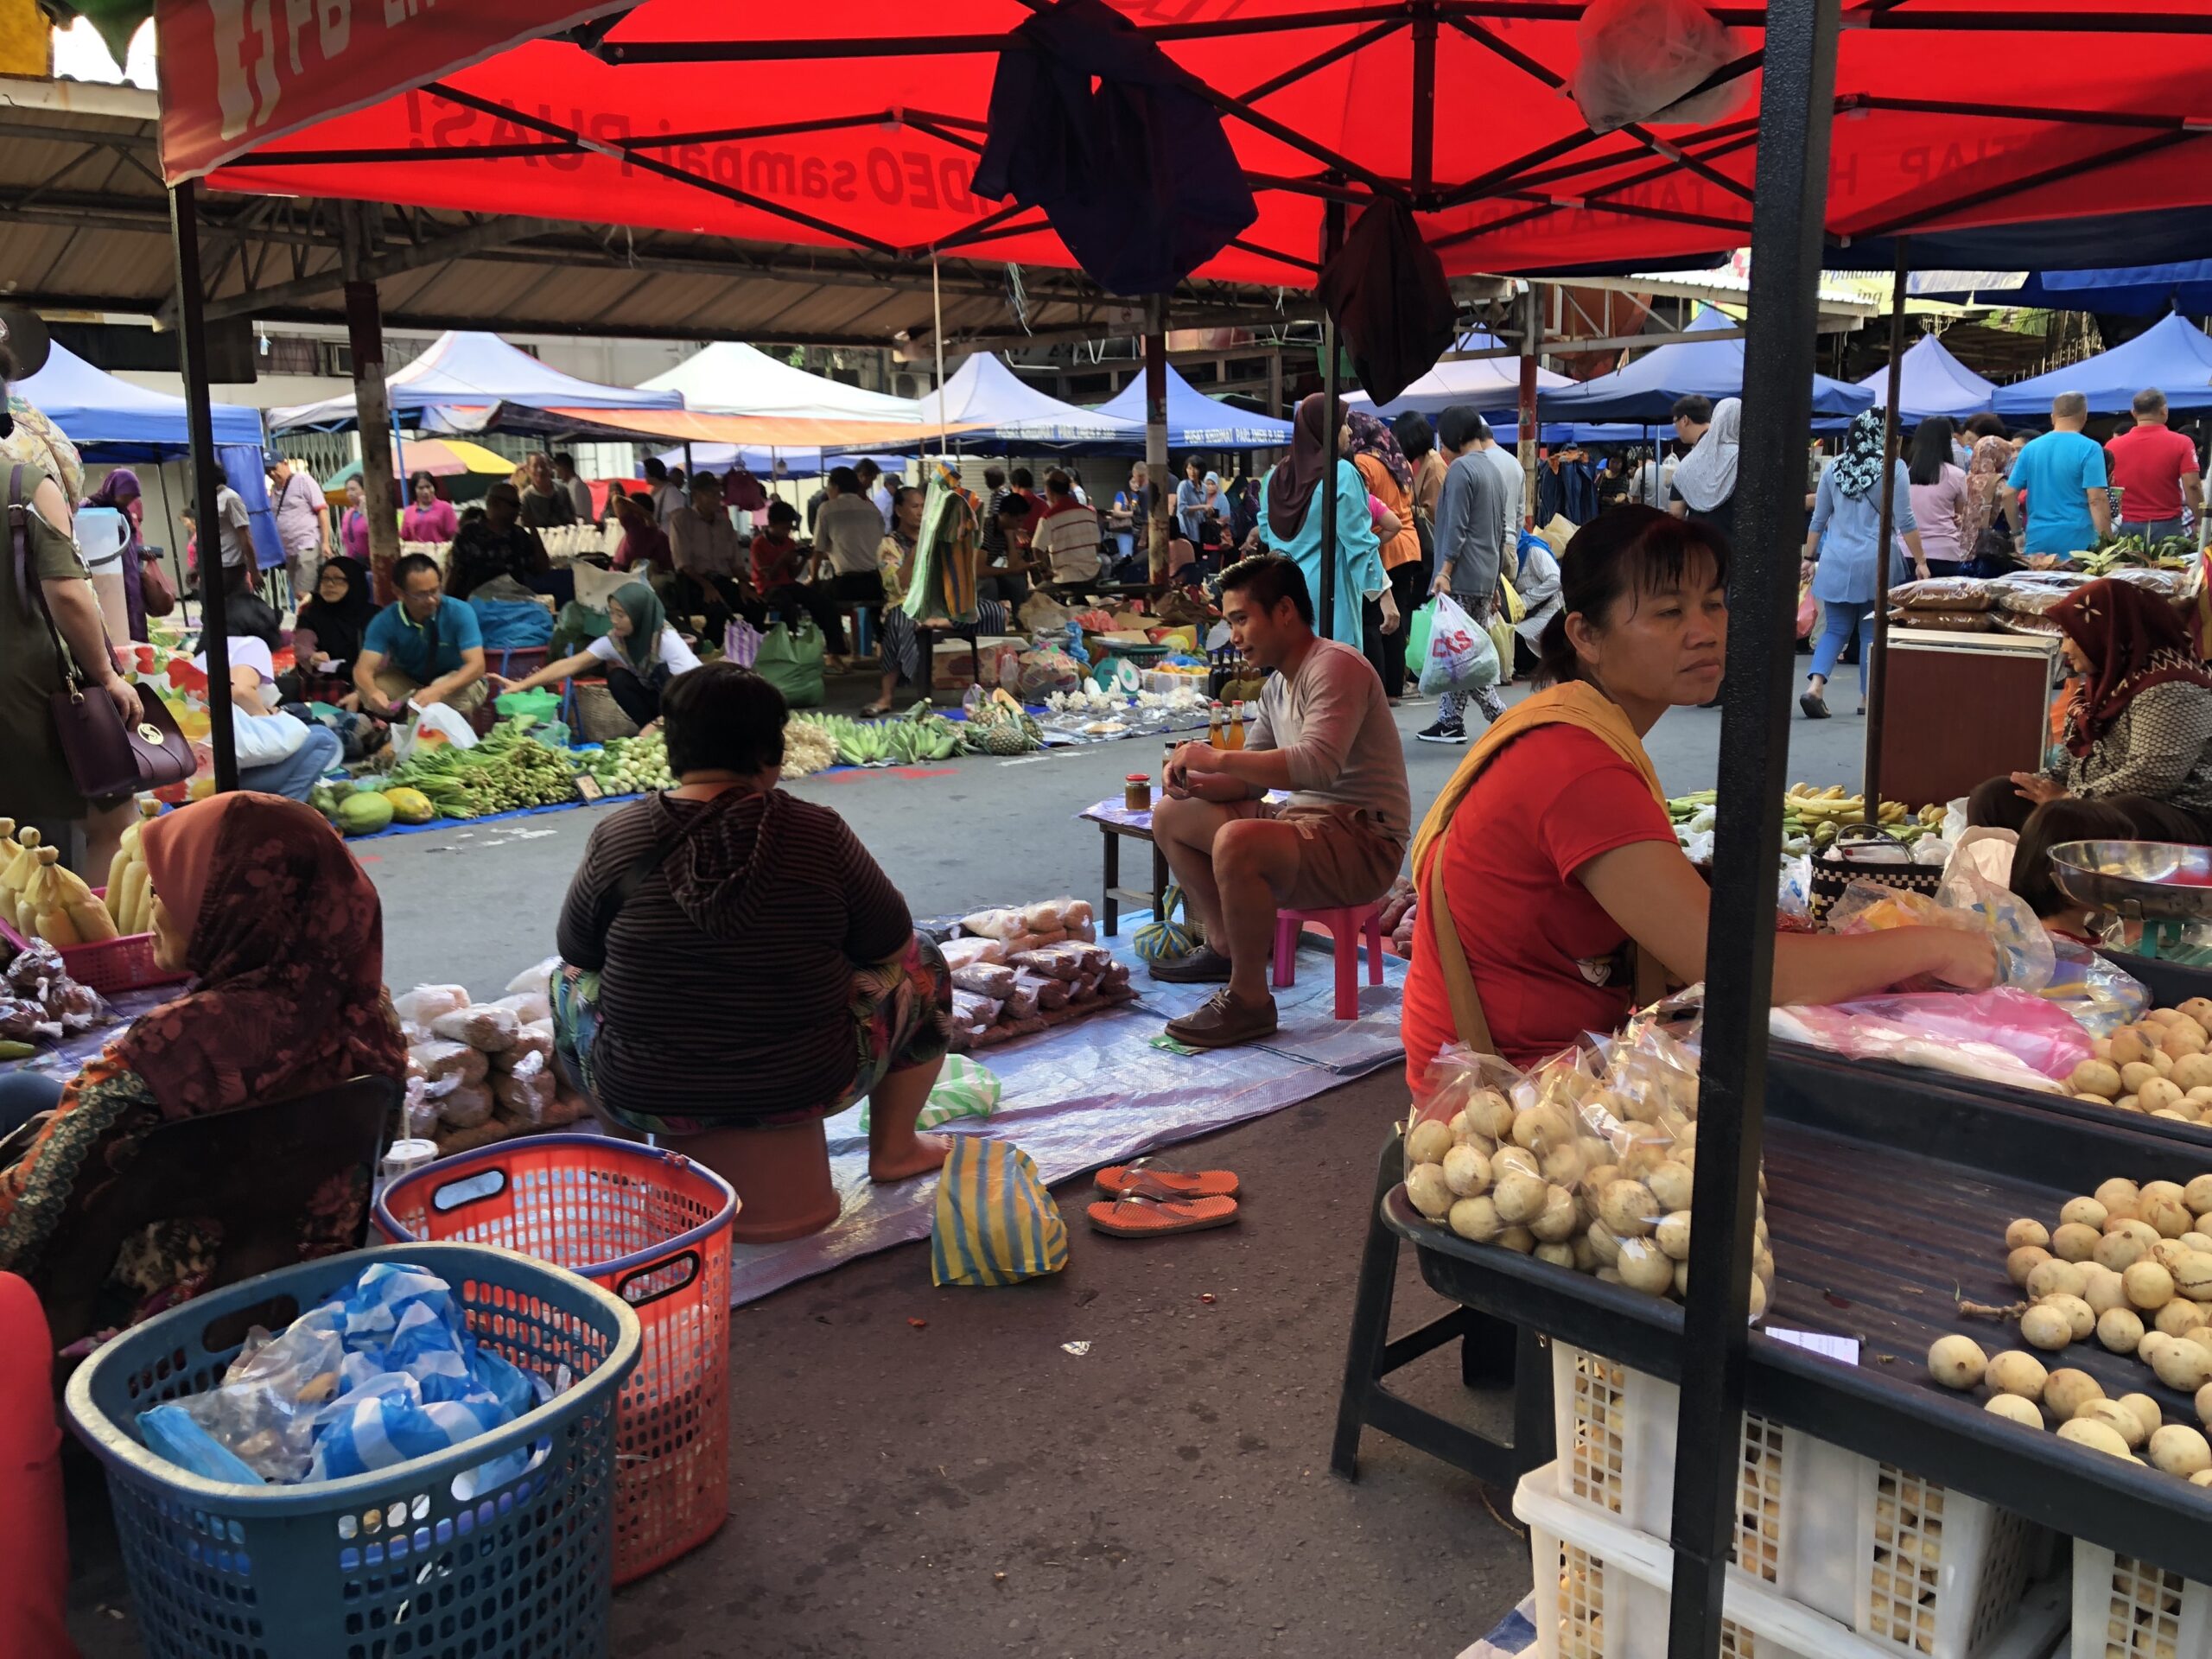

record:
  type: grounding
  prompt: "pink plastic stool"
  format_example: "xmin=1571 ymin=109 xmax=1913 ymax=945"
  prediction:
xmin=1271 ymin=901 xmax=1387 ymax=1019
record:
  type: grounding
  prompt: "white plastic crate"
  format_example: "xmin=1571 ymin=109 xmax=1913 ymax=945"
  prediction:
xmin=1516 ymin=1463 xmax=2068 ymax=1659
xmin=2073 ymin=1545 xmax=2212 ymax=1659
xmin=1550 ymin=1345 xmax=2052 ymax=1659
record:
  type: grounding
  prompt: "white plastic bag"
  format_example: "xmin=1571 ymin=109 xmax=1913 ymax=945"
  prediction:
xmin=1417 ymin=593 xmax=1502 ymax=698
xmin=1573 ymin=0 xmax=1748 ymax=132
xmin=391 ymin=702 xmax=478 ymax=764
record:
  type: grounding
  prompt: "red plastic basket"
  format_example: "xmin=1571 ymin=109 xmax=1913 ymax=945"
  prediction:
xmin=373 ymin=1133 xmax=736 ymax=1585
xmin=0 ymin=887 xmax=188 ymax=997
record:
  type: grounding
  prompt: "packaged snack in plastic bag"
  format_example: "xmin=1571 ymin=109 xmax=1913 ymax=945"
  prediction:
xmin=953 ymin=962 xmax=1018 ymax=1000
xmin=493 ymin=1069 xmax=557 ymax=1124
xmin=1770 ymin=988 xmax=2086 ymax=1088
xmin=393 ymin=984 xmax=469 ymax=1025
xmin=1008 ymin=942 xmax=1106 ymax=982
xmin=438 ymin=1082 xmax=495 ymax=1128
xmin=493 ymin=990 xmax=550 ymax=1026
xmin=498 ymin=1020 xmax=553 ymax=1069
xmin=939 ymin=936 xmax=1008 ymax=970
xmin=959 ymin=907 xmax=1028 ymax=942
xmin=430 ymin=1003 xmax=521 ymax=1052
xmin=1827 ymin=874 xmax=2053 ymax=991
xmin=505 ymin=957 xmax=558 ymax=998
xmin=950 ymin=988 xmax=1002 ymax=1033
xmin=410 ymin=1039 xmax=488 ymax=1087
xmin=1890 ymin=575 xmax=1999 ymax=612
xmin=1014 ymin=968 xmax=1069 ymax=1010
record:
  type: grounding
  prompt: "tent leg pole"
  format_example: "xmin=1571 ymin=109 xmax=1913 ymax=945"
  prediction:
xmin=1520 ymin=285 xmax=1541 ymax=531
xmin=169 ymin=179 xmax=238 ymax=796
xmin=341 ymin=203 xmax=402 ymax=606
xmin=1665 ymin=6 xmax=1842 ymax=1659
xmin=1862 ymin=238 xmax=1911 ymax=822
xmin=1319 ymin=194 xmax=1347 ymax=645
xmin=1144 ymin=296 xmax=1170 ymax=588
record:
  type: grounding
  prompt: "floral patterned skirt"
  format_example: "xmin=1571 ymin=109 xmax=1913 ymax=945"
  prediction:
xmin=550 ymin=933 xmax=950 ymax=1136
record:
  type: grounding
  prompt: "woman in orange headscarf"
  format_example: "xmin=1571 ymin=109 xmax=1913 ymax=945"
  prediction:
xmin=0 ymin=792 xmax=405 ymax=1319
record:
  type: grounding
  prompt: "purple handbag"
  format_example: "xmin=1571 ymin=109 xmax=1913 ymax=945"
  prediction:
xmin=10 ymin=464 xmax=194 ymax=801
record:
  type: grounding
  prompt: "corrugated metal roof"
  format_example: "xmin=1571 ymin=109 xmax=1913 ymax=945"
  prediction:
xmin=0 ymin=79 xmax=1310 ymax=349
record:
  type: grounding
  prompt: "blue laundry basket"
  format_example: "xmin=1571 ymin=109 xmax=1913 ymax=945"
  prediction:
xmin=64 ymin=1241 xmax=642 ymax=1659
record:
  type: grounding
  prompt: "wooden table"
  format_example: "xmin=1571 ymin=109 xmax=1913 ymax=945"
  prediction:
xmin=1079 ymin=798 xmax=1170 ymax=936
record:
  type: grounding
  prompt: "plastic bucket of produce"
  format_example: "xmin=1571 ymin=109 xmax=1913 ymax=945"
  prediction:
xmin=65 ymin=1240 xmax=639 ymax=1659
xmin=376 ymin=1135 xmax=736 ymax=1584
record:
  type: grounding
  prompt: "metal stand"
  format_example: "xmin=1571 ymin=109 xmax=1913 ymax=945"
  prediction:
xmin=1330 ymin=1132 xmax=1554 ymax=1487
xmin=168 ymin=179 xmax=238 ymax=794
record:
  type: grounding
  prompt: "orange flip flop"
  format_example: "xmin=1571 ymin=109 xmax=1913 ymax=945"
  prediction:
xmin=1096 ymin=1160 xmax=1241 ymax=1201
xmin=1087 ymin=1192 xmax=1241 ymax=1237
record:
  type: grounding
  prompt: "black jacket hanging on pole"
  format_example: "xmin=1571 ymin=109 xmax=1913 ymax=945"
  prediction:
xmin=1316 ymin=200 xmax=1459 ymax=408
xmin=973 ymin=0 xmax=1256 ymax=296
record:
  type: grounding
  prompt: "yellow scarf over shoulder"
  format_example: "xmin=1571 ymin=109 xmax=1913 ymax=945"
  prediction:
xmin=1409 ymin=680 xmax=1669 ymax=882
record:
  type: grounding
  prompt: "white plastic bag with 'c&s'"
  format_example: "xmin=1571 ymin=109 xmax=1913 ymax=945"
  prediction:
xmin=1418 ymin=593 xmax=1502 ymax=698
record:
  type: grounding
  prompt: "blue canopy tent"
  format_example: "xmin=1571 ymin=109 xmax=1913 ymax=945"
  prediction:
xmin=1855 ymin=334 xmax=1996 ymax=422
xmin=1910 ymin=264 xmax=2212 ymax=319
xmin=1090 ymin=364 xmax=1290 ymax=448
xmin=916 ymin=353 xmax=1145 ymax=452
xmin=1345 ymin=331 xmax=1575 ymax=420
xmin=1539 ymin=307 xmax=1875 ymax=424
xmin=650 ymin=445 xmax=913 ymax=477
xmin=268 ymin=329 xmax=682 ymax=436
xmin=1992 ymin=313 xmax=2212 ymax=418
xmin=16 ymin=340 xmax=279 ymax=575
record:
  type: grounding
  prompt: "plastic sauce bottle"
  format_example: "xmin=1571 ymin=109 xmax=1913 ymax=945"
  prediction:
xmin=1225 ymin=700 xmax=1246 ymax=751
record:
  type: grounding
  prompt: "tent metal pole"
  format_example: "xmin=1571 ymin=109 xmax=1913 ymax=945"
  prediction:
xmin=1319 ymin=196 xmax=1347 ymax=643
xmin=1863 ymin=240 xmax=1912 ymax=824
xmin=168 ymin=180 xmax=238 ymax=795
xmin=932 ymin=255 xmax=949 ymax=460
xmin=1519 ymin=285 xmax=1541 ymax=531
xmin=340 ymin=202 xmax=402 ymax=601
xmin=1664 ymin=4 xmax=1841 ymax=1659
xmin=1144 ymin=296 xmax=1170 ymax=586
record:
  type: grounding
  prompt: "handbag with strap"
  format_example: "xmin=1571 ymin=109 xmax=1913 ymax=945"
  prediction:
xmin=138 ymin=547 xmax=178 ymax=619
xmin=10 ymin=464 xmax=194 ymax=801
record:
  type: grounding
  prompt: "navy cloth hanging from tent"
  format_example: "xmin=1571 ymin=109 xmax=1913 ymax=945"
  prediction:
xmin=1318 ymin=200 xmax=1458 ymax=408
xmin=973 ymin=0 xmax=1255 ymax=296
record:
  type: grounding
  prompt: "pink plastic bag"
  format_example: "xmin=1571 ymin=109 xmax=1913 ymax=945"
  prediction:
xmin=1772 ymin=988 xmax=2089 ymax=1088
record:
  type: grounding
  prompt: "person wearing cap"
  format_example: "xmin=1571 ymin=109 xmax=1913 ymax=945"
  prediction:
xmin=353 ymin=551 xmax=488 ymax=719
xmin=444 ymin=480 xmax=550 ymax=601
xmin=266 ymin=454 xmax=331 ymax=607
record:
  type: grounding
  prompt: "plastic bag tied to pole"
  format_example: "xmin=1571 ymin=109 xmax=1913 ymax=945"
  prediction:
xmin=137 ymin=1262 xmax=557 ymax=1490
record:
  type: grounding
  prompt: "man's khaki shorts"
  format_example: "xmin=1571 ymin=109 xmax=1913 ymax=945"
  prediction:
xmin=1268 ymin=804 xmax=1405 ymax=912
xmin=375 ymin=668 xmax=488 ymax=715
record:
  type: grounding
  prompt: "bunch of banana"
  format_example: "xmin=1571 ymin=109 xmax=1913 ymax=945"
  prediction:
xmin=102 ymin=800 xmax=162 ymax=935
xmin=1784 ymin=784 xmax=1867 ymax=827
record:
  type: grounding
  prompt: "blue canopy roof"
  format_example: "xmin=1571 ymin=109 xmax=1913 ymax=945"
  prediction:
xmin=270 ymin=330 xmax=682 ymax=435
xmin=1344 ymin=331 xmax=1574 ymax=420
xmin=1910 ymin=264 xmax=2212 ymax=319
xmin=650 ymin=444 xmax=914 ymax=478
xmin=15 ymin=340 xmax=265 ymax=460
xmin=1856 ymin=334 xmax=1996 ymax=423
xmin=1993 ymin=314 xmax=2212 ymax=417
xmin=1539 ymin=308 xmax=1876 ymax=423
xmin=1090 ymin=364 xmax=1289 ymax=448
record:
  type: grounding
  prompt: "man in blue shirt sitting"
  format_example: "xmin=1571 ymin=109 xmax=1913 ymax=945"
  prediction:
xmin=2005 ymin=391 xmax=2112 ymax=562
xmin=353 ymin=551 xmax=489 ymax=721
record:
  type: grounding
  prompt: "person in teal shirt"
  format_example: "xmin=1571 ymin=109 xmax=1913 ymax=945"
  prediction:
xmin=353 ymin=551 xmax=488 ymax=719
xmin=2006 ymin=392 xmax=2112 ymax=560
xmin=1257 ymin=393 xmax=1391 ymax=649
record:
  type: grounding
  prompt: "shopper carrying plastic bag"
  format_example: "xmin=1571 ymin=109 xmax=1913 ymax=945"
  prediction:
xmin=1415 ymin=592 xmax=1501 ymax=700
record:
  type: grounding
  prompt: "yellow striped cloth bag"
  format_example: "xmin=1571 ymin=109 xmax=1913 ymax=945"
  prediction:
xmin=930 ymin=1136 xmax=1069 ymax=1287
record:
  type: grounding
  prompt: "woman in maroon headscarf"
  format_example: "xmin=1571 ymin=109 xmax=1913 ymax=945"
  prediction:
xmin=0 ymin=792 xmax=405 ymax=1313
xmin=1967 ymin=578 xmax=2212 ymax=916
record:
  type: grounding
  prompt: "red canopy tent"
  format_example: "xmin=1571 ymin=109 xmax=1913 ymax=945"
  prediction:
xmin=163 ymin=2 xmax=2212 ymax=283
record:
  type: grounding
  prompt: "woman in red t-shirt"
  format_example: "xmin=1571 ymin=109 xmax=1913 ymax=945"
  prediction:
xmin=1402 ymin=507 xmax=1998 ymax=1091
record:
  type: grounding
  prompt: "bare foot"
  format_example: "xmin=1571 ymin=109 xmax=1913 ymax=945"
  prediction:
xmin=868 ymin=1132 xmax=951 ymax=1184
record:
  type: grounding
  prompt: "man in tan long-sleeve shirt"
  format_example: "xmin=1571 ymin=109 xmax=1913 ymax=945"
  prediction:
xmin=1147 ymin=555 xmax=1408 ymax=1048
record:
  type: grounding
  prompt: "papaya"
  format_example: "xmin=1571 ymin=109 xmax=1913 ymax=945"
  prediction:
xmin=335 ymin=792 xmax=395 ymax=836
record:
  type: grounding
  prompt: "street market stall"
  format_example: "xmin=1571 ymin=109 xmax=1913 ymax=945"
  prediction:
xmin=124 ymin=3 xmax=2212 ymax=1656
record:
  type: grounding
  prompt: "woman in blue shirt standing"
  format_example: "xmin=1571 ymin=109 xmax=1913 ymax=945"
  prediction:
xmin=1801 ymin=410 xmax=1929 ymax=719
xmin=1258 ymin=394 xmax=1392 ymax=647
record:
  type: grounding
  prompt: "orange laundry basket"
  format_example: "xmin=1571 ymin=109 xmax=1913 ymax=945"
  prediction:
xmin=375 ymin=1135 xmax=735 ymax=1585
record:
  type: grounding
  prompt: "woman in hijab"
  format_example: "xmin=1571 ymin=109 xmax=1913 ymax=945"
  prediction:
xmin=0 ymin=793 xmax=405 ymax=1321
xmin=492 ymin=579 xmax=702 ymax=732
xmin=1967 ymin=579 xmax=2212 ymax=919
xmin=1349 ymin=410 xmax=1421 ymax=698
xmin=1258 ymin=392 xmax=1390 ymax=648
xmin=81 ymin=467 xmax=151 ymax=641
xmin=289 ymin=552 xmax=378 ymax=700
xmin=1668 ymin=396 xmax=1741 ymax=542
xmin=1957 ymin=428 xmax=2018 ymax=575
xmin=1800 ymin=408 xmax=1927 ymax=719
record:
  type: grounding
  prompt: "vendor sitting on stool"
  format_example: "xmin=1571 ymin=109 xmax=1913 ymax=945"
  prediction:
xmin=491 ymin=581 xmax=700 ymax=734
xmin=550 ymin=662 xmax=954 ymax=1209
xmin=353 ymin=551 xmax=489 ymax=721
xmin=1967 ymin=577 xmax=2212 ymax=918
xmin=1147 ymin=555 xmax=1411 ymax=1049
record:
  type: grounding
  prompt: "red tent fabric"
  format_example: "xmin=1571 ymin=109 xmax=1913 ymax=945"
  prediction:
xmin=185 ymin=2 xmax=2212 ymax=283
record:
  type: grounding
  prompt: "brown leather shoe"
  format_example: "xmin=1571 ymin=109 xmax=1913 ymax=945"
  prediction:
xmin=1148 ymin=944 xmax=1233 ymax=983
xmin=1165 ymin=988 xmax=1279 ymax=1049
